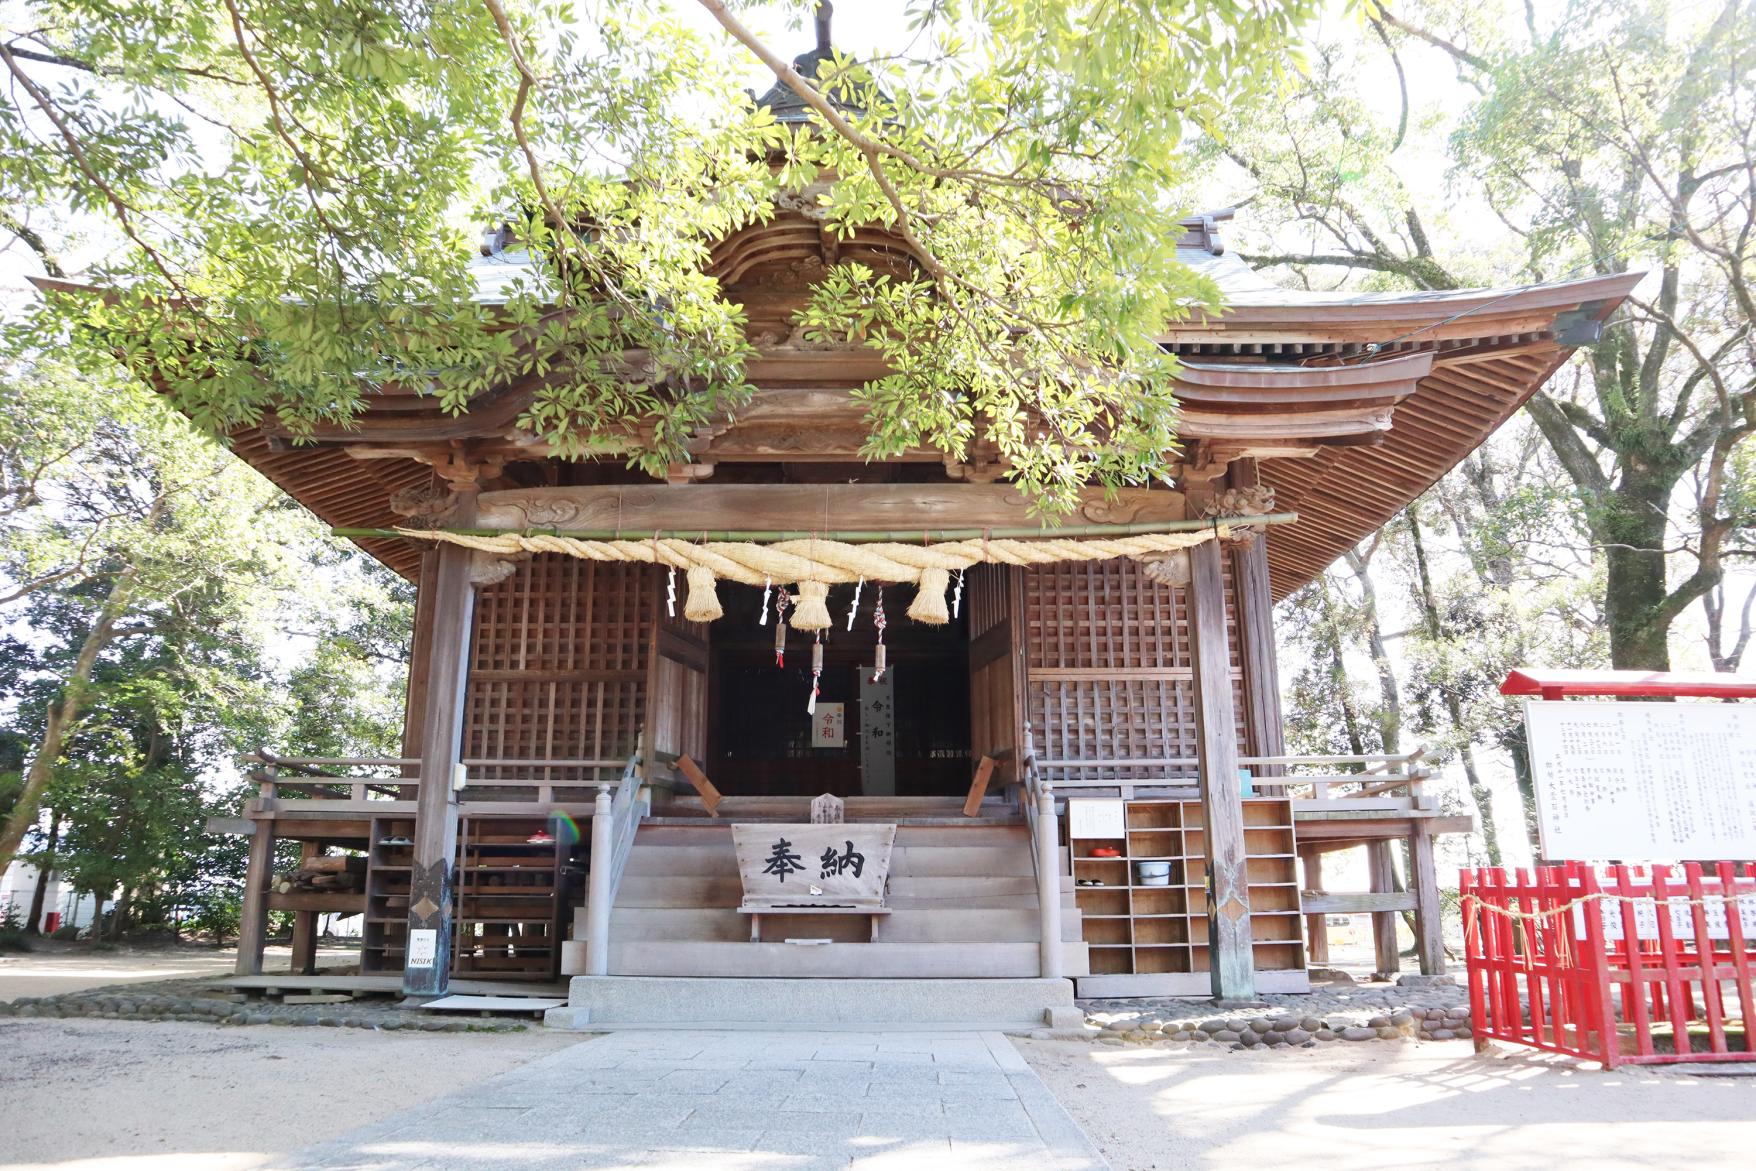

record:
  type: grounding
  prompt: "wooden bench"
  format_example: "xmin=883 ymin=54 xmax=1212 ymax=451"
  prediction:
xmin=737 ymin=902 xmax=891 ymax=942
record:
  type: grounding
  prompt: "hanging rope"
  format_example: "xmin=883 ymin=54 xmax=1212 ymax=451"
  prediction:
xmin=398 ymin=525 xmax=1235 ymax=626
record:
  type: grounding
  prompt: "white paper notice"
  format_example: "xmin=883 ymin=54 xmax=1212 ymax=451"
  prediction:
xmin=406 ymin=928 xmax=438 ymax=968
xmin=1068 ymin=798 xmax=1126 ymax=840
xmin=1525 ymin=699 xmax=1756 ymax=861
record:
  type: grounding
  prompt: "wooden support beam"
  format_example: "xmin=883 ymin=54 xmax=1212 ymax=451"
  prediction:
xmin=963 ymin=756 xmax=996 ymax=818
xmin=234 ymin=792 xmax=276 ymax=977
xmin=475 ymin=483 xmax=1187 ymax=534
xmin=676 ymin=755 xmax=722 ymax=817
xmin=1300 ymin=846 xmax=1330 ymax=964
xmin=1187 ymin=537 xmax=1255 ymax=1000
xmin=1409 ymin=824 xmax=1446 ymax=975
xmin=403 ymin=490 xmax=478 ymax=999
xmin=1301 ymin=891 xmax=1418 ymax=915
xmin=1367 ymin=840 xmax=1401 ymax=979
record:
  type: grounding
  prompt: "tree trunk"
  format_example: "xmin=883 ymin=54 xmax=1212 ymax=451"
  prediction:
xmin=1602 ymin=481 xmax=1679 ymax=670
xmin=1408 ymin=515 xmax=1510 ymax=863
xmin=88 ymin=890 xmax=106 ymax=941
xmin=108 ymin=884 xmax=133 ymax=942
xmin=1344 ymin=549 xmax=1402 ymax=754
xmin=0 ymin=565 xmax=139 ymax=866
xmin=23 ymin=810 xmax=61 ymax=934
xmin=1316 ymin=577 xmax=1368 ymax=755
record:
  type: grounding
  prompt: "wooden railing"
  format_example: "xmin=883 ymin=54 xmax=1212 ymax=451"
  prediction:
xmin=1019 ymin=754 xmax=1064 ymax=980
xmin=243 ymin=753 xmax=417 ymax=802
xmin=583 ymin=746 xmax=650 ymax=976
xmin=242 ymin=751 xmax=629 ymax=807
xmin=1026 ymin=749 xmax=1433 ymax=814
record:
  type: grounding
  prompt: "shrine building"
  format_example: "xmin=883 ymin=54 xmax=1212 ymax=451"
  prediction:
xmin=44 ymin=20 xmax=1640 ymax=1027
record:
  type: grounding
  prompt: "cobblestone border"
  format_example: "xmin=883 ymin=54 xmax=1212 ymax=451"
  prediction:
xmin=1079 ymin=975 xmax=1473 ymax=1050
xmin=1085 ymin=1004 xmax=1472 ymax=1048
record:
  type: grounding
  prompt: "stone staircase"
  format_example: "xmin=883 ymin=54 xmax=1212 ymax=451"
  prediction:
xmin=560 ymin=822 xmax=1088 ymax=980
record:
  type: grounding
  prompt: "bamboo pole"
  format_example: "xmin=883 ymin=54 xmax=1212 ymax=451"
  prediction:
xmin=332 ymin=512 xmax=1298 ymax=545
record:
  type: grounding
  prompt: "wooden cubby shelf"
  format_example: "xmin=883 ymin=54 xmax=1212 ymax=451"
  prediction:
xmin=359 ymin=813 xmax=582 ymax=982
xmin=1070 ymin=797 xmax=1309 ymax=996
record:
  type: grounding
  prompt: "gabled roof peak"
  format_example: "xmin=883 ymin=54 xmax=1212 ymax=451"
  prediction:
xmin=751 ymin=2 xmax=865 ymax=126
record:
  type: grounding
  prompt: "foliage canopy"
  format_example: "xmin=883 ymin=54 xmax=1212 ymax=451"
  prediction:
xmin=3 ymin=0 xmax=1320 ymax=514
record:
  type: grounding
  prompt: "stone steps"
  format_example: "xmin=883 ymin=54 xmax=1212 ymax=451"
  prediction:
xmin=575 ymin=817 xmax=1080 ymax=984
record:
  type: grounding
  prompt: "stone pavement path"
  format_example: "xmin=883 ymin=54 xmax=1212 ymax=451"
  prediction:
xmin=281 ymin=1029 xmax=1108 ymax=1170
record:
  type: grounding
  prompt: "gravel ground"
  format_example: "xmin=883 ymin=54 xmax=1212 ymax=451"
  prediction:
xmin=0 ymin=1016 xmax=581 ymax=1171
xmin=1020 ymin=1034 xmax=1756 ymax=1170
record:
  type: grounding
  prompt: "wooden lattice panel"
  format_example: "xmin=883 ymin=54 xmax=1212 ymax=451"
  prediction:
xmin=1024 ymin=558 xmax=1246 ymax=780
xmin=463 ymin=556 xmax=653 ymax=778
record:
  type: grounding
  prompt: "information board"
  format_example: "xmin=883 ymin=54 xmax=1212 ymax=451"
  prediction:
xmin=1068 ymin=798 xmax=1126 ymax=840
xmin=1525 ymin=699 xmax=1756 ymax=861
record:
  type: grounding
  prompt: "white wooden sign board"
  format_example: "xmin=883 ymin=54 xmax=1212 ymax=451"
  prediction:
xmin=731 ymin=823 xmax=895 ymax=904
xmin=812 ymin=702 xmax=845 ymax=748
xmin=1524 ymin=699 xmax=1756 ymax=861
xmin=1068 ymin=798 xmax=1126 ymax=840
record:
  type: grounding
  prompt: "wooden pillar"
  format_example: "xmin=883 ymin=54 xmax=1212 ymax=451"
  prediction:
xmin=234 ymin=815 xmax=275 ymax=977
xmin=1367 ymin=839 xmax=1401 ymax=979
xmin=402 ymin=490 xmax=478 ymax=999
xmin=1409 ymin=824 xmax=1446 ymax=975
xmin=584 ymin=785 xmax=615 ymax=976
xmin=1036 ymin=781 xmax=1063 ymax=979
xmin=398 ymin=551 xmax=440 ymax=797
xmin=290 ymin=841 xmax=319 ymax=975
xmin=1301 ymin=845 xmax=1330 ymax=965
xmin=1227 ymin=462 xmax=1285 ymax=772
xmin=1188 ymin=537 xmax=1254 ymax=1000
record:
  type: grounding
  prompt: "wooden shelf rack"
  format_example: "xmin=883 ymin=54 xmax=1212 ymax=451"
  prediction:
xmin=1071 ymin=797 xmax=1308 ymax=996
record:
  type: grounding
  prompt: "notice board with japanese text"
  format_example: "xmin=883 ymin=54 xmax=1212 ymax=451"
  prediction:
xmin=1525 ymin=699 xmax=1756 ymax=861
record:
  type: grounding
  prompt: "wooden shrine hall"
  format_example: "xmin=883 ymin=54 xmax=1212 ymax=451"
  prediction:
xmin=56 ymin=23 xmax=1642 ymax=1024
xmin=163 ymin=206 xmax=1637 ymax=1024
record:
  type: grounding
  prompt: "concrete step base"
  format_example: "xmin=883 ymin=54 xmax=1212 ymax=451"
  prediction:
xmin=545 ymin=975 xmax=1082 ymax=1032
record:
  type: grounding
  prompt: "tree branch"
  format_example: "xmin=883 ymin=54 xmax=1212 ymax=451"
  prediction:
xmin=0 ymin=40 xmax=183 ymax=291
xmin=1376 ymin=7 xmax=1491 ymax=73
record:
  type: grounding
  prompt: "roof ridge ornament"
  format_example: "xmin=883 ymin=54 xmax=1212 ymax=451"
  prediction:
xmin=816 ymin=1 xmax=833 ymax=54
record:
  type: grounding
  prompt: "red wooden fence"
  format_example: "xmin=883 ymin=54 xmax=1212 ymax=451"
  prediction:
xmin=1462 ymin=862 xmax=1756 ymax=1067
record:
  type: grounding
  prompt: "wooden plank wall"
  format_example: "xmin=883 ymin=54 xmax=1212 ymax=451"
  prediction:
xmin=649 ymin=592 xmax=709 ymax=767
xmin=462 ymin=556 xmax=654 ymax=780
xmin=1024 ymin=558 xmax=1249 ymax=782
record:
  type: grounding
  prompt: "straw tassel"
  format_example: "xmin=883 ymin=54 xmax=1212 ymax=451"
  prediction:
xmin=792 ymin=580 xmax=833 ymax=631
xmin=683 ymin=565 xmax=723 ymax=622
xmin=907 ymin=566 xmax=952 ymax=625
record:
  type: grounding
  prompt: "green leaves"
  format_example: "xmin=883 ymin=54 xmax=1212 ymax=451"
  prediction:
xmin=6 ymin=0 xmax=1320 ymax=506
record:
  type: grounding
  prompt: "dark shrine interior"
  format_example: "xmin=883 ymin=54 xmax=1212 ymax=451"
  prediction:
xmin=706 ymin=581 xmax=972 ymax=798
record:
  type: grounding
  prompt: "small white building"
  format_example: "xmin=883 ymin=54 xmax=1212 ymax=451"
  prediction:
xmin=0 ymin=859 xmax=96 ymax=934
